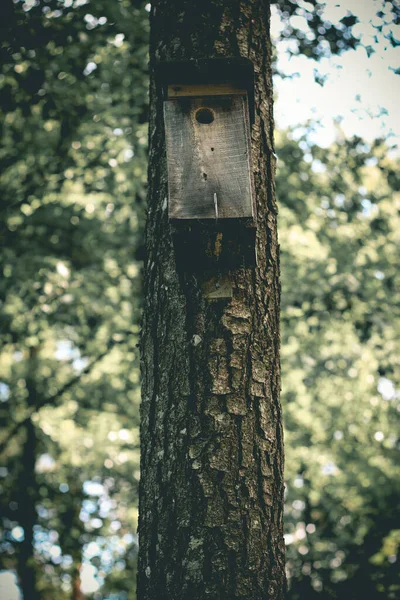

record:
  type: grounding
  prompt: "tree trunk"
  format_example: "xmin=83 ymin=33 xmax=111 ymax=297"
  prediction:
xmin=138 ymin=2 xmax=285 ymax=599
xmin=71 ymin=565 xmax=84 ymax=600
xmin=18 ymin=348 xmax=40 ymax=600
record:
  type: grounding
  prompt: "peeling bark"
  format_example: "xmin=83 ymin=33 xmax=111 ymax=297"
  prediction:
xmin=138 ymin=1 xmax=285 ymax=598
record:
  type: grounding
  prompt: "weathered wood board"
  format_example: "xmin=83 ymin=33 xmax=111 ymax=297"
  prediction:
xmin=164 ymin=95 xmax=254 ymax=220
xmin=202 ymin=274 xmax=233 ymax=300
xmin=167 ymin=83 xmax=245 ymax=98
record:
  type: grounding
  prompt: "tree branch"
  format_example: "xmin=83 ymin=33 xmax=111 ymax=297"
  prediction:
xmin=0 ymin=341 xmax=118 ymax=455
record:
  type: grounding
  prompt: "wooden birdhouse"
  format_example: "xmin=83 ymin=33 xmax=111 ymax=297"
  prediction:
xmin=159 ymin=59 xmax=255 ymax=224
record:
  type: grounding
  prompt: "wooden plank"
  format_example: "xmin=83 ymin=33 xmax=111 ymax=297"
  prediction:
xmin=164 ymin=95 xmax=254 ymax=220
xmin=168 ymin=84 xmax=246 ymax=98
xmin=202 ymin=275 xmax=233 ymax=300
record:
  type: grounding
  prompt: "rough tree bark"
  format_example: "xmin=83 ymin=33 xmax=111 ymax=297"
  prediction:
xmin=138 ymin=1 xmax=285 ymax=599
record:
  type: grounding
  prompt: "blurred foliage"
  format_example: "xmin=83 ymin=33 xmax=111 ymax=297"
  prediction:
xmin=273 ymin=0 xmax=400 ymax=60
xmin=0 ymin=0 xmax=399 ymax=599
xmin=278 ymin=129 xmax=400 ymax=599
xmin=0 ymin=0 xmax=149 ymax=597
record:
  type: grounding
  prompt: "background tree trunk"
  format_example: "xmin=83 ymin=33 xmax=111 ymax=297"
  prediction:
xmin=18 ymin=348 xmax=40 ymax=600
xmin=138 ymin=1 xmax=285 ymax=599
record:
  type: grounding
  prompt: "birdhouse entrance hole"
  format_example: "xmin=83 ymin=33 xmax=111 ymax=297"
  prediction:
xmin=195 ymin=107 xmax=215 ymax=124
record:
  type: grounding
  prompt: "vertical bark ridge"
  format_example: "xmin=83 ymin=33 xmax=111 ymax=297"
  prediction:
xmin=139 ymin=1 xmax=285 ymax=598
